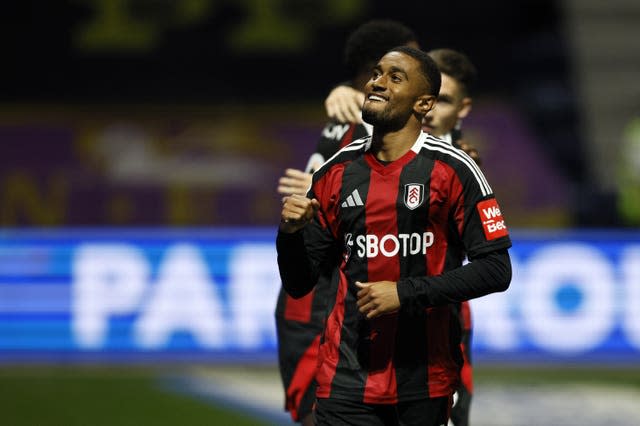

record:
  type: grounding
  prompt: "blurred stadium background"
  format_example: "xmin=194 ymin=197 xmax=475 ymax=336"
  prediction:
xmin=1 ymin=1 xmax=639 ymax=425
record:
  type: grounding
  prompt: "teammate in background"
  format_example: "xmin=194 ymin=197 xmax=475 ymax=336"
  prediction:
xmin=274 ymin=20 xmax=419 ymax=426
xmin=277 ymin=46 xmax=512 ymax=425
xmin=323 ymin=47 xmax=481 ymax=426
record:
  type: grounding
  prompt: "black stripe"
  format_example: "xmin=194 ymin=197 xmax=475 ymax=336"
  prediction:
xmin=329 ymin=156 xmax=371 ymax=400
xmin=394 ymin=154 xmax=433 ymax=400
xmin=312 ymin=137 xmax=370 ymax=184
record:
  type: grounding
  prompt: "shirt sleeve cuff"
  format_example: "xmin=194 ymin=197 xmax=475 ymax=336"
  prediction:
xmin=396 ymin=279 xmax=414 ymax=310
xmin=396 ymin=277 xmax=432 ymax=314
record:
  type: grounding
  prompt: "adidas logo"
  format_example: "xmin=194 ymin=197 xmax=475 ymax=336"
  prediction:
xmin=341 ymin=189 xmax=364 ymax=208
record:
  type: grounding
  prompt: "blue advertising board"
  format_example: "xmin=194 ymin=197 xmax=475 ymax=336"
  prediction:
xmin=0 ymin=228 xmax=638 ymax=364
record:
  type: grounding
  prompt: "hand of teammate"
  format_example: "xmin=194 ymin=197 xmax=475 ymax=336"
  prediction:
xmin=278 ymin=168 xmax=313 ymax=198
xmin=457 ymin=140 xmax=482 ymax=167
xmin=325 ymin=85 xmax=365 ymax=123
xmin=355 ymin=281 xmax=400 ymax=319
xmin=279 ymin=194 xmax=320 ymax=233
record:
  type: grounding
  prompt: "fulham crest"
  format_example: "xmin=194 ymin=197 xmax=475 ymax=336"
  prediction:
xmin=404 ymin=183 xmax=424 ymax=210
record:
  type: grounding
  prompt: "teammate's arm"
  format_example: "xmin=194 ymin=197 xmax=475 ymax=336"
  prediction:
xmin=457 ymin=139 xmax=482 ymax=167
xmin=277 ymin=168 xmax=313 ymax=198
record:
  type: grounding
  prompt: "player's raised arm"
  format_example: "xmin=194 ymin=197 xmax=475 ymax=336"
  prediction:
xmin=325 ymin=85 xmax=365 ymax=123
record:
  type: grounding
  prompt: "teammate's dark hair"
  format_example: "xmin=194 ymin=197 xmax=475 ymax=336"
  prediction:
xmin=428 ymin=48 xmax=477 ymax=96
xmin=388 ymin=46 xmax=441 ymax=97
xmin=344 ymin=20 xmax=417 ymax=78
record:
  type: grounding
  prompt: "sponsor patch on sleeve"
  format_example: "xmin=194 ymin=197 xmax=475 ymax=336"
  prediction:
xmin=477 ymin=198 xmax=509 ymax=240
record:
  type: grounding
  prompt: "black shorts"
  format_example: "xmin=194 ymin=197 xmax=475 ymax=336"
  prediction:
xmin=296 ymin=381 xmax=317 ymax=422
xmin=449 ymin=385 xmax=472 ymax=426
xmin=314 ymin=396 xmax=451 ymax=426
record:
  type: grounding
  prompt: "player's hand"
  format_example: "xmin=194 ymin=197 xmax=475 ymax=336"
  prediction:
xmin=355 ymin=281 xmax=400 ymax=319
xmin=325 ymin=86 xmax=365 ymax=123
xmin=279 ymin=194 xmax=320 ymax=233
xmin=277 ymin=168 xmax=313 ymax=197
xmin=458 ymin=141 xmax=482 ymax=167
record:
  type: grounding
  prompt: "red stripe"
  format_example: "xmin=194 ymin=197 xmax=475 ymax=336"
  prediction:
xmin=314 ymin=165 xmax=346 ymax=239
xmin=315 ymin=268 xmax=349 ymax=398
xmin=425 ymin=307 xmax=459 ymax=396
xmin=459 ymin=340 xmax=474 ymax=393
xmin=362 ymin=164 xmax=401 ymax=403
xmin=426 ymin=160 xmax=460 ymax=276
xmin=283 ymin=290 xmax=315 ymax=323
xmin=426 ymin=161 xmax=463 ymax=397
xmin=339 ymin=124 xmax=356 ymax=148
xmin=285 ymin=333 xmax=322 ymax=421
xmin=451 ymin=170 xmax=466 ymax=237
xmin=314 ymin=160 xmax=349 ymax=398
xmin=460 ymin=301 xmax=472 ymax=331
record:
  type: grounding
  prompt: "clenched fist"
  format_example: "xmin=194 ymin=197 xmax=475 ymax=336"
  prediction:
xmin=279 ymin=194 xmax=320 ymax=233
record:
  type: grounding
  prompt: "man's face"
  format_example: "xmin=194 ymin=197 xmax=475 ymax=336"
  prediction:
xmin=421 ymin=73 xmax=471 ymax=137
xmin=362 ymin=51 xmax=431 ymax=130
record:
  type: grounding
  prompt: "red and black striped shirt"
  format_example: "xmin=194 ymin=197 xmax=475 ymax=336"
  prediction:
xmin=277 ymin=131 xmax=511 ymax=404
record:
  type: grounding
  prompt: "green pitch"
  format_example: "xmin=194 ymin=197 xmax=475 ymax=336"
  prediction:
xmin=0 ymin=366 xmax=272 ymax=426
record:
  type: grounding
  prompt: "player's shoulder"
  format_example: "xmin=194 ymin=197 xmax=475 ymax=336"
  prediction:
xmin=417 ymin=132 xmax=471 ymax=166
xmin=313 ymin=135 xmax=370 ymax=178
xmin=416 ymin=133 xmax=493 ymax=196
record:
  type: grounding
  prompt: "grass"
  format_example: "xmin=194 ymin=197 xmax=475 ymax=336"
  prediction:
xmin=0 ymin=365 xmax=272 ymax=426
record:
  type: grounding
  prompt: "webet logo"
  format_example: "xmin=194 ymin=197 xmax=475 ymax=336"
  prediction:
xmin=477 ymin=198 xmax=508 ymax=240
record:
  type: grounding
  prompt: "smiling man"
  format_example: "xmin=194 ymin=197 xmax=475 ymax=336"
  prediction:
xmin=323 ymin=47 xmax=483 ymax=426
xmin=273 ymin=20 xmax=421 ymax=426
xmin=277 ymin=46 xmax=512 ymax=426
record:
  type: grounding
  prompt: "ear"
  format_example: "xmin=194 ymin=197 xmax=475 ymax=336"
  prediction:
xmin=414 ymin=94 xmax=436 ymax=115
xmin=458 ymin=97 xmax=473 ymax=119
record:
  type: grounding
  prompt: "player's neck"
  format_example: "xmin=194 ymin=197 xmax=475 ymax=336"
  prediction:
xmin=371 ymin=125 xmax=421 ymax=162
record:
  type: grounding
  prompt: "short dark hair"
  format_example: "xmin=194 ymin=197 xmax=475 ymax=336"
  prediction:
xmin=344 ymin=20 xmax=417 ymax=77
xmin=388 ymin=46 xmax=441 ymax=96
xmin=427 ymin=48 xmax=477 ymax=96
